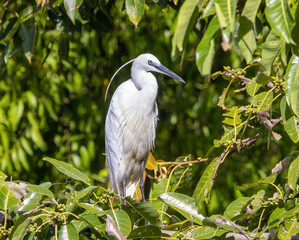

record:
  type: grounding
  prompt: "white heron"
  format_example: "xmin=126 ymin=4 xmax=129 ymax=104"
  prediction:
xmin=105 ymin=53 xmax=185 ymax=201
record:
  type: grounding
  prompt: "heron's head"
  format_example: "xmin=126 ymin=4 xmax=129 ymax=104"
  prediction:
xmin=105 ymin=53 xmax=185 ymax=101
xmin=132 ymin=53 xmax=185 ymax=83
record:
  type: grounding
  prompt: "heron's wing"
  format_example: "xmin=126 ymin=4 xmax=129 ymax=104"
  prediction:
xmin=105 ymin=80 xmax=138 ymax=194
xmin=105 ymin=99 xmax=124 ymax=194
xmin=105 ymin=79 xmax=158 ymax=196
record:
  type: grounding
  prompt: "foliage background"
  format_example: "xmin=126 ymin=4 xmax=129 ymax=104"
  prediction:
xmin=0 ymin=0 xmax=298 ymax=239
xmin=0 ymin=0 xmax=222 ymax=196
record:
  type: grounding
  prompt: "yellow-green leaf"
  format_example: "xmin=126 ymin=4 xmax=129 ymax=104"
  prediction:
xmin=250 ymin=91 xmax=273 ymax=112
xmin=261 ymin=30 xmax=281 ymax=74
xmin=64 ymin=0 xmax=83 ymax=23
xmin=125 ymin=0 xmax=145 ymax=27
xmin=288 ymin=155 xmax=299 ymax=191
xmin=284 ymin=117 xmax=299 ymax=143
xmin=285 ymin=54 xmax=299 ymax=117
xmin=172 ymin=0 xmax=205 ymax=55
xmin=193 ymin=158 xmax=220 ymax=212
xmin=145 ymin=152 xmax=157 ymax=171
xmin=265 ymin=0 xmax=294 ymax=44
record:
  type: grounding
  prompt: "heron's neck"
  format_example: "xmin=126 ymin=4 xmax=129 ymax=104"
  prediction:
xmin=131 ymin=70 xmax=158 ymax=98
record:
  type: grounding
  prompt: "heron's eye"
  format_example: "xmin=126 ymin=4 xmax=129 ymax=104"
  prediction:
xmin=148 ymin=60 xmax=152 ymax=65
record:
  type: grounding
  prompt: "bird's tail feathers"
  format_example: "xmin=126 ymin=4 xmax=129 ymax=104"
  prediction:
xmin=125 ymin=182 xmax=138 ymax=198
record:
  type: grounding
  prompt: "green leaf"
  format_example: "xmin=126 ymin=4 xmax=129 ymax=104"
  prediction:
xmin=261 ymin=30 xmax=281 ymax=74
xmin=265 ymin=0 xmax=294 ymax=44
xmin=17 ymin=144 xmax=30 ymax=172
xmin=10 ymin=217 xmax=31 ymax=240
xmin=30 ymin=127 xmax=47 ymax=151
xmin=0 ymin=171 xmax=7 ymax=181
xmin=64 ymin=0 xmax=83 ymax=23
xmin=43 ymin=97 xmax=59 ymax=121
xmin=196 ymin=16 xmax=221 ymax=75
xmin=79 ymin=145 xmax=90 ymax=169
xmin=223 ymin=197 xmax=251 ymax=220
xmin=288 ymin=155 xmax=299 ymax=190
xmin=73 ymin=186 xmax=98 ymax=201
xmin=159 ymin=192 xmax=204 ymax=224
xmin=77 ymin=203 xmax=104 ymax=215
xmin=107 ymin=209 xmax=131 ymax=236
xmin=20 ymin=137 xmax=33 ymax=156
xmin=19 ymin=182 xmax=51 ymax=213
xmin=217 ymin=79 xmax=234 ymax=108
xmin=220 ymin=123 xmax=245 ymax=143
xmin=173 ymin=156 xmax=192 ymax=191
xmin=1 ymin=130 xmax=9 ymax=152
xmin=0 ymin=186 xmax=19 ymax=210
xmin=27 ymin=111 xmax=39 ymax=128
xmin=9 ymin=100 xmax=24 ymax=132
xmin=43 ymin=157 xmax=91 ymax=185
xmin=268 ymin=205 xmax=299 ymax=228
xmin=79 ymin=212 xmax=105 ymax=234
xmin=291 ymin=5 xmax=299 ymax=55
xmin=280 ymin=96 xmax=293 ymax=122
xmin=190 ymin=226 xmax=226 ymax=239
xmin=125 ymin=0 xmax=145 ymax=27
xmin=215 ymin=0 xmax=237 ymax=40
xmin=256 ymin=72 xmax=272 ymax=85
xmin=127 ymin=225 xmax=168 ymax=239
xmin=172 ymin=0 xmax=204 ymax=54
xmin=193 ymin=158 xmax=220 ymax=212
xmin=238 ymin=0 xmax=261 ymax=63
xmin=278 ymin=218 xmax=299 ymax=240
xmin=202 ymin=0 xmax=215 ymax=19
xmin=149 ymin=178 xmax=168 ymax=221
xmin=222 ymin=106 xmax=243 ymax=126
xmin=268 ymin=207 xmax=288 ymax=228
xmin=9 ymin=211 xmax=41 ymax=239
xmin=284 ymin=116 xmax=299 ymax=143
xmin=285 ymin=54 xmax=299 ymax=117
xmin=0 ymin=17 xmax=20 ymax=43
xmin=26 ymin=184 xmax=54 ymax=199
xmin=125 ymin=197 xmax=162 ymax=227
xmin=249 ymin=90 xmax=273 ymax=112
xmin=71 ymin=219 xmax=88 ymax=233
xmin=246 ymin=81 xmax=262 ymax=97
xmin=18 ymin=24 xmax=38 ymax=63
xmin=58 ymin=223 xmax=79 ymax=240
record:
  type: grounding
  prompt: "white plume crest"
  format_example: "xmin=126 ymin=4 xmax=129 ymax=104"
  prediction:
xmin=104 ymin=58 xmax=136 ymax=101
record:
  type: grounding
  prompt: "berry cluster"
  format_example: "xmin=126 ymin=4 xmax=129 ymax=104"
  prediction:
xmin=0 ymin=226 xmax=11 ymax=238
xmin=272 ymin=78 xmax=285 ymax=91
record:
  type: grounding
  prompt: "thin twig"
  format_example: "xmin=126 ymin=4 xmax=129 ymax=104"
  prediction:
xmin=271 ymin=117 xmax=282 ymax=126
xmin=227 ymin=134 xmax=259 ymax=157
xmin=157 ymin=158 xmax=209 ymax=166
xmin=262 ymin=193 xmax=299 ymax=205
xmin=224 ymin=67 xmax=252 ymax=83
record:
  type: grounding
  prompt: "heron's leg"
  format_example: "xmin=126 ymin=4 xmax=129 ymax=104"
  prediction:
xmin=140 ymin=161 xmax=150 ymax=225
xmin=139 ymin=161 xmax=146 ymax=202
xmin=121 ymin=178 xmax=126 ymax=205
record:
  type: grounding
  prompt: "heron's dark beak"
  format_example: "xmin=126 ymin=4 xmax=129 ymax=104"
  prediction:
xmin=153 ymin=63 xmax=185 ymax=83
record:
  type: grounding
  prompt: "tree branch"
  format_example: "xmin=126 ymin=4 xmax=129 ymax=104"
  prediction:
xmin=157 ymin=158 xmax=209 ymax=166
xmin=223 ymin=67 xmax=252 ymax=84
